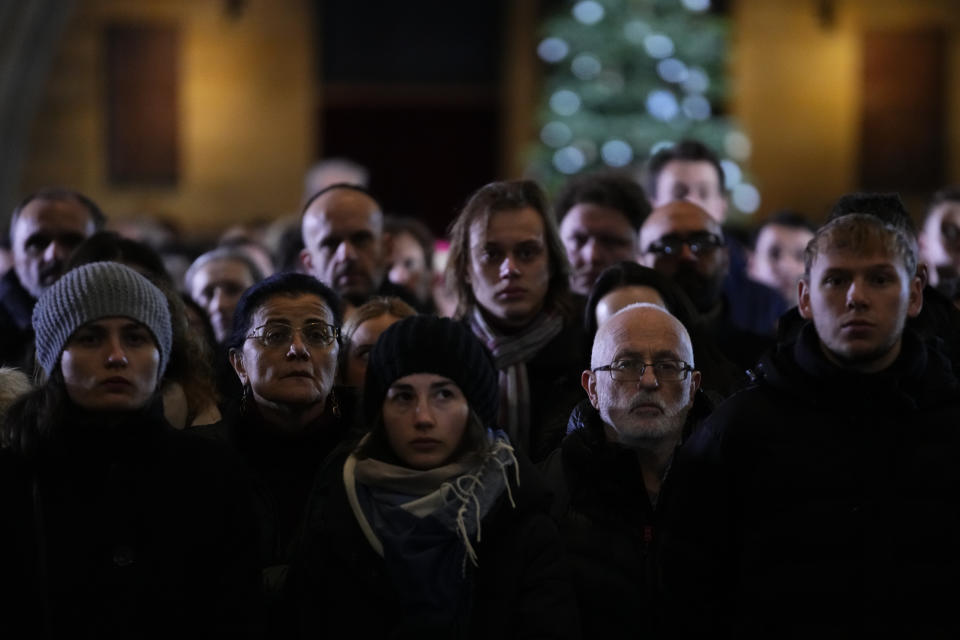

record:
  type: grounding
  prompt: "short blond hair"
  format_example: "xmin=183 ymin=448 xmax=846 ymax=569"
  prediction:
xmin=804 ymin=213 xmax=916 ymax=278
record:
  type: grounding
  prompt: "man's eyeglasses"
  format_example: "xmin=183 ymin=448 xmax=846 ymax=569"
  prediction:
xmin=592 ymin=359 xmax=693 ymax=382
xmin=645 ymin=232 xmax=724 ymax=257
xmin=246 ymin=321 xmax=339 ymax=349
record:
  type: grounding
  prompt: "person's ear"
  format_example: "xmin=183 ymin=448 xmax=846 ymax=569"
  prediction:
xmin=798 ymin=278 xmax=813 ymax=319
xmin=907 ymin=273 xmax=924 ymax=318
xmin=689 ymin=370 xmax=702 ymax=401
xmin=228 ymin=348 xmax=248 ymax=386
xmin=581 ymin=370 xmax=599 ymax=409
xmin=299 ymin=248 xmax=313 ymax=274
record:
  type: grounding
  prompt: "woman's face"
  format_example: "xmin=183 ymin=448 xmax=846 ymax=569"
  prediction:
xmin=382 ymin=373 xmax=469 ymax=470
xmin=595 ymin=285 xmax=667 ymax=329
xmin=345 ymin=313 xmax=404 ymax=388
xmin=61 ymin=317 xmax=161 ymax=411
xmin=231 ymin=293 xmax=339 ymax=412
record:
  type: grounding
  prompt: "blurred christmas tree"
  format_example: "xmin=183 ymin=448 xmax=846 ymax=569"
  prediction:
xmin=526 ymin=0 xmax=760 ymax=219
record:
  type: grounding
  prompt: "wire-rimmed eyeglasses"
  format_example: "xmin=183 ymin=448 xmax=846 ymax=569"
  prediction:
xmin=245 ymin=321 xmax=339 ymax=349
xmin=592 ymin=359 xmax=693 ymax=382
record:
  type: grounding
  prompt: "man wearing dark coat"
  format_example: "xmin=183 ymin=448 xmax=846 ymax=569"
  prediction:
xmin=662 ymin=211 xmax=960 ymax=636
xmin=445 ymin=179 xmax=589 ymax=462
xmin=0 ymin=188 xmax=103 ymax=370
xmin=541 ymin=303 xmax=708 ymax=638
xmin=639 ymin=201 xmax=773 ymax=372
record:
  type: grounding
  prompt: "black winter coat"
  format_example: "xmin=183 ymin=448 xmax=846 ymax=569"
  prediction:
xmin=0 ymin=399 xmax=262 ymax=637
xmin=290 ymin=448 xmax=581 ymax=640
xmin=194 ymin=387 xmax=360 ymax=636
xmin=540 ymin=395 xmax=712 ymax=639
xmin=662 ymin=324 xmax=960 ymax=637
xmin=0 ymin=269 xmax=36 ymax=370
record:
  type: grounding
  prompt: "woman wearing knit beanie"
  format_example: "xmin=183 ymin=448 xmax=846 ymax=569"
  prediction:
xmin=291 ymin=315 xmax=580 ymax=639
xmin=0 ymin=262 xmax=261 ymax=636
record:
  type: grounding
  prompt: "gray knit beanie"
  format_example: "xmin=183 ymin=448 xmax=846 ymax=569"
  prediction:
xmin=33 ymin=261 xmax=173 ymax=377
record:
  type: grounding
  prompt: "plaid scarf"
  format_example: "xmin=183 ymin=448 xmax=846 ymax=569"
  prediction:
xmin=468 ymin=308 xmax=563 ymax=451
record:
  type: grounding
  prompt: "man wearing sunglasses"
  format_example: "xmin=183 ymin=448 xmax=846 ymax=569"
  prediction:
xmin=540 ymin=303 xmax=708 ymax=638
xmin=643 ymin=140 xmax=787 ymax=338
xmin=639 ymin=201 xmax=772 ymax=371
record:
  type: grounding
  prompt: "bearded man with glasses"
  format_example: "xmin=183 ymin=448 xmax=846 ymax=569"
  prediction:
xmin=540 ymin=303 xmax=711 ymax=638
xmin=640 ymin=200 xmax=774 ymax=372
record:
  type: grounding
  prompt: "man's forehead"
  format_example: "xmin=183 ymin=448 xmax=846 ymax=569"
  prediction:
xmin=15 ymin=198 xmax=93 ymax=233
xmin=195 ymin=258 xmax=254 ymax=282
xmin=760 ymin=224 xmax=814 ymax=246
xmin=658 ymin=160 xmax=721 ymax=186
xmin=599 ymin=308 xmax=687 ymax=357
xmin=643 ymin=202 xmax=716 ymax=238
xmin=810 ymin=247 xmax=905 ymax=273
xmin=306 ymin=191 xmax=380 ymax=231
xmin=563 ymin=202 xmax=632 ymax=229
xmin=469 ymin=207 xmax=545 ymax=245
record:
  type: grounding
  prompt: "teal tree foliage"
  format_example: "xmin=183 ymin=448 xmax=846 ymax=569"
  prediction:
xmin=526 ymin=0 xmax=760 ymax=219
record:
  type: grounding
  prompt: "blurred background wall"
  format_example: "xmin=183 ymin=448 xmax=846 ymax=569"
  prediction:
xmin=5 ymin=0 xmax=960 ymax=236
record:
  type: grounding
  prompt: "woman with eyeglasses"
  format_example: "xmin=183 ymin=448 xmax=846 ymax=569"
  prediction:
xmin=199 ymin=272 xmax=357 ymax=634
xmin=290 ymin=315 xmax=580 ymax=639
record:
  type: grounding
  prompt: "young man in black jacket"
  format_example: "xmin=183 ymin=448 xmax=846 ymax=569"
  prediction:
xmin=663 ymin=211 xmax=960 ymax=636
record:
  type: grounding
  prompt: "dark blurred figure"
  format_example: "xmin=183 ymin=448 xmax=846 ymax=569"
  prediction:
xmin=747 ymin=210 xmax=816 ymax=306
xmin=639 ymin=201 xmax=772 ymax=372
xmin=643 ymin=140 xmax=788 ymax=337
xmin=919 ymin=186 xmax=960 ymax=293
xmin=383 ymin=215 xmax=436 ymax=312
xmin=338 ymin=296 xmax=417 ymax=388
xmin=555 ymin=171 xmax=650 ymax=297
xmin=0 ymin=188 xmax=104 ymax=370
xmin=185 ymin=247 xmax=264 ymax=346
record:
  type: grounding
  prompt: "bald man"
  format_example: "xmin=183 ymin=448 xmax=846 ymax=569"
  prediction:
xmin=639 ymin=201 xmax=728 ymax=314
xmin=540 ymin=303 xmax=709 ymax=638
xmin=300 ymin=184 xmax=386 ymax=306
xmin=640 ymin=201 xmax=774 ymax=370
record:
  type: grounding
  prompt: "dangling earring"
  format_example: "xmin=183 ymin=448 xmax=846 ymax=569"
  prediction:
xmin=330 ymin=390 xmax=341 ymax=418
xmin=240 ymin=384 xmax=250 ymax=416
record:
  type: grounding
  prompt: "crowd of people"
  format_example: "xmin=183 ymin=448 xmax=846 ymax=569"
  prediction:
xmin=2 ymin=138 xmax=960 ymax=637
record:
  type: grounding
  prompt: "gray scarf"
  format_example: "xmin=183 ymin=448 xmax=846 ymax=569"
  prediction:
xmin=345 ymin=430 xmax=519 ymax=567
xmin=468 ymin=308 xmax=564 ymax=451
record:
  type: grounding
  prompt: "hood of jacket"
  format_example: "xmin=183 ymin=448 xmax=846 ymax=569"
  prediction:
xmin=756 ymin=321 xmax=958 ymax=413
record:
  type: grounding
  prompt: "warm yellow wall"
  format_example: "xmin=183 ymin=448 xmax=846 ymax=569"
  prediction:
xmin=733 ymin=0 xmax=960 ymax=222
xmin=19 ymin=0 xmax=314 ymax=233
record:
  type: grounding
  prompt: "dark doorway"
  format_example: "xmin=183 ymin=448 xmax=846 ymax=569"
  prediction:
xmin=860 ymin=29 xmax=946 ymax=193
xmin=315 ymin=1 xmax=504 ymax=235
